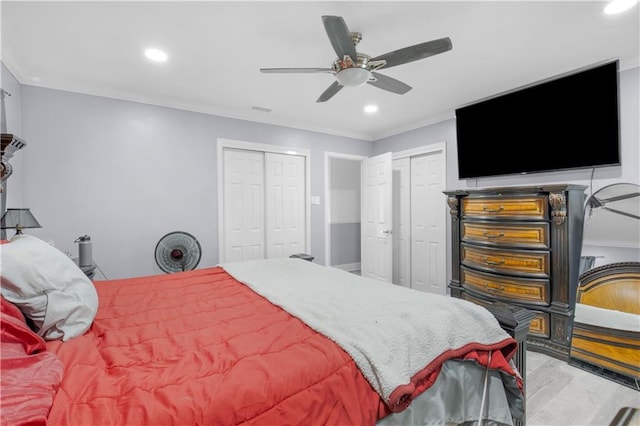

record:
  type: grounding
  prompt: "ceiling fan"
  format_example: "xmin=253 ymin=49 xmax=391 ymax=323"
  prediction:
xmin=260 ymin=15 xmax=452 ymax=103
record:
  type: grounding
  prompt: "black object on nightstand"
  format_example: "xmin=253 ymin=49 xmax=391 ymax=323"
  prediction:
xmin=289 ymin=253 xmax=314 ymax=262
xmin=73 ymin=258 xmax=97 ymax=280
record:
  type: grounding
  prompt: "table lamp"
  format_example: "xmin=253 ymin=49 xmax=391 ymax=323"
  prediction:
xmin=0 ymin=208 xmax=41 ymax=236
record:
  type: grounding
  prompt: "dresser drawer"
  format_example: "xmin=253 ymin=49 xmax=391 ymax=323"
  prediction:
xmin=462 ymin=196 xmax=548 ymax=220
xmin=461 ymin=243 xmax=550 ymax=278
xmin=460 ymin=291 xmax=550 ymax=338
xmin=462 ymin=221 xmax=550 ymax=249
xmin=461 ymin=267 xmax=550 ymax=305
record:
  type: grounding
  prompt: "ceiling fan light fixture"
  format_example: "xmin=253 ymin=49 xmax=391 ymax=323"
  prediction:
xmin=336 ymin=68 xmax=371 ymax=87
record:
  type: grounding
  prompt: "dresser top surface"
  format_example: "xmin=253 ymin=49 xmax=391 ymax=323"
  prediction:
xmin=444 ymin=184 xmax=588 ymax=196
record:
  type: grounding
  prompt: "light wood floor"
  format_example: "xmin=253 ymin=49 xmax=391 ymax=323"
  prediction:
xmin=525 ymin=350 xmax=640 ymax=426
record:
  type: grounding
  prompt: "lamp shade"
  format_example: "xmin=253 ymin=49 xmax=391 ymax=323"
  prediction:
xmin=0 ymin=208 xmax=41 ymax=234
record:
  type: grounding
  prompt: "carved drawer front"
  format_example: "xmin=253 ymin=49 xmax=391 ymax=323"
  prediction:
xmin=462 ymin=221 xmax=550 ymax=249
xmin=461 ymin=244 xmax=550 ymax=278
xmin=461 ymin=267 xmax=550 ymax=305
xmin=462 ymin=196 xmax=548 ymax=220
xmin=526 ymin=311 xmax=550 ymax=338
xmin=460 ymin=291 xmax=550 ymax=337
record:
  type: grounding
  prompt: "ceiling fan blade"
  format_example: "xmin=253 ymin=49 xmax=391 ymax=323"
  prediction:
xmin=322 ymin=15 xmax=358 ymax=61
xmin=371 ymin=37 xmax=452 ymax=69
xmin=368 ymin=72 xmax=412 ymax=95
xmin=316 ymin=81 xmax=343 ymax=103
xmin=260 ymin=68 xmax=334 ymax=74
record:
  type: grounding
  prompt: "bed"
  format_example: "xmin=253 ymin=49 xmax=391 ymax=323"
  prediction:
xmin=2 ymin=234 xmax=526 ymax=425
xmin=569 ymin=262 xmax=640 ymax=390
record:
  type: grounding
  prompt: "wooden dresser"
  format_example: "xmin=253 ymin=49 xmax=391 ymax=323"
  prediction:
xmin=444 ymin=185 xmax=587 ymax=360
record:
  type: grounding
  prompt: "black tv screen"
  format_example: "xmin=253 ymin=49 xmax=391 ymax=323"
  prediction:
xmin=455 ymin=60 xmax=620 ymax=179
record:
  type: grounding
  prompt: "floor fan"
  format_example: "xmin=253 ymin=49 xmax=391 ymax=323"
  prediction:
xmin=154 ymin=231 xmax=202 ymax=273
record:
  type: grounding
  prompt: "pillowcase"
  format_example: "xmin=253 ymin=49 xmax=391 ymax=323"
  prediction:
xmin=0 ymin=234 xmax=99 ymax=341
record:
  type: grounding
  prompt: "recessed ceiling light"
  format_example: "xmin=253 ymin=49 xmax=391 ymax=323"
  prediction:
xmin=604 ymin=0 xmax=638 ymax=14
xmin=145 ymin=48 xmax=168 ymax=62
xmin=364 ymin=104 xmax=379 ymax=114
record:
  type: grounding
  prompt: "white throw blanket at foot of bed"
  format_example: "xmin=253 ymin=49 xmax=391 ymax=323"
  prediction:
xmin=221 ymin=258 xmax=516 ymax=412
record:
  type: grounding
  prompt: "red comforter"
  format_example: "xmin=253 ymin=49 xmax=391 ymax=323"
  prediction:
xmin=45 ymin=267 xmax=385 ymax=425
xmin=1 ymin=297 xmax=64 ymax=426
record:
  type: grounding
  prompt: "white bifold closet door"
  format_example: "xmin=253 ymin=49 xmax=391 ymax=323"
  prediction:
xmin=223 ymin=148 xmax=265 ymax=262
xmin=222 ymin=148 xmax=306 ymax=263
xmin=409 ymin=153 xmax=445 ymax=295
xmin=392 ymin=150 xmax=446 ymax=295
xmin=264 ymin=152 xmax=306 ymax=258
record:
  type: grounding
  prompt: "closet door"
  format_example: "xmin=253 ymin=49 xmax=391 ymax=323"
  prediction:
xmin=410 ymin=152 xmax=446 ymax=295
xmin=265 ymin=152 xmax=306 ymax=258
xmin=222 ymin=148 xmax=265 ymax=262
xmin=393 ymin=152 xmax=445 ymax=292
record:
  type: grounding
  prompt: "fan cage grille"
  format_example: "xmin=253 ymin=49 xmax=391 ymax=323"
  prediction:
xmin=155 ymin=231 xmax=202 ymax=273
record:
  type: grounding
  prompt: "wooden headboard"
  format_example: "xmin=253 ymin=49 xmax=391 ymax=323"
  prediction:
xmin=570 ymin=261 xmax=640 ymax=389
xmin=576 ymin=262 xmax=640 ymax=314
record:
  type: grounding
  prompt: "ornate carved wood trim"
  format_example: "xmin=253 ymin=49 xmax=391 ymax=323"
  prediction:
xmin=447 ymin=196 xmax=459 ymax=220
xmin=548 ymin=192 xmax=567 ymax=225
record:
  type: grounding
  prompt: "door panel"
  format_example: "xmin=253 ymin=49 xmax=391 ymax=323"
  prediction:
xmin=223 ymin=148 xmax=265 ymax=262
xmin=361 ymin=152 xmax=393 ymax=282
xmin=411 ymin=154 xmax=429 ymax=292
xmin=410 ymin=152 xmax=446 ymax=295
xmin=265 ymin=152 xmax=306 ymax=258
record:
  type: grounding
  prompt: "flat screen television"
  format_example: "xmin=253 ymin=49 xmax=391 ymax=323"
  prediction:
xmin=455 ymin=60 xmax=620 ymax=179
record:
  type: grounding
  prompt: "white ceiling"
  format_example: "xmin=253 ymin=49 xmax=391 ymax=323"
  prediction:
xmin=2 ymin=1 xmax=638 ymax=141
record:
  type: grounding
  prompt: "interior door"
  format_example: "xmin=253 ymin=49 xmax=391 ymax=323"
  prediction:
xmin=361 ymin=152 xmax=393 ymax=282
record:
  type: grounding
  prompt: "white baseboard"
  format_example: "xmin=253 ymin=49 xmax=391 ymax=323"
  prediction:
xmin=332 ymin=262 xmax=361 ymax=272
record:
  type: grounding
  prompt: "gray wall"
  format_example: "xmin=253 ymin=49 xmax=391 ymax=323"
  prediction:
xmin=5 ymin=62 xmax=639 ymax=281
xmin=373 ymin=67 xmax=639 ymax=191
xmin=14 ymin=79 xmax=371 ymax=278
xmin=373 ymin=66 xmax=639 ymax=285
xmin=328 ymin=156 xmax=361 ymax=267
xmin=330 ymin=223 xmax=361 ymax=266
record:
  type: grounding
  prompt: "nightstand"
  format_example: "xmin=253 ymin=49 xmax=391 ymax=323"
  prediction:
xmin=73 ymin=258 xmax=97 ymax=280
xmin=289 ymin=253 xmax=314 ymax=262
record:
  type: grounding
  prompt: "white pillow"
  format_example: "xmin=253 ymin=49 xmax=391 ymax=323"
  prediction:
xmin=0 ymin=234 xmax=98 ymax=341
